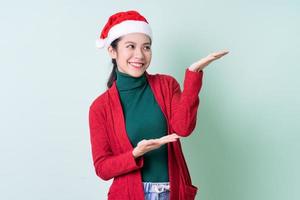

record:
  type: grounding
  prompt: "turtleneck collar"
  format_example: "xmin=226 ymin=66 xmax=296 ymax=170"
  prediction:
xmin=115 ymin=67 xmax=147 ymax=91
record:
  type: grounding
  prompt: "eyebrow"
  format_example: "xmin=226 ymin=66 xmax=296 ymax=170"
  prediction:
xmin=124 ymin=41 xmax=151 ymax=45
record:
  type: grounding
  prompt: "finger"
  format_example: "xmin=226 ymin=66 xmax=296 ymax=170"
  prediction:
xmin=159 ymin=137 xmax=179 ymax=144
xmin=162 ymin=135 xmax=179 ymax=142
xmin=138 ymin=139 xmax=159 ymax=148
xmin=160 ymin=135 xmax=179 ymax=142
xmin=146 ymin=139 xmax=158 ymax=145
xmin=217 ymin=52 xmax=229 ymax=57
xmin=212 ymin=50 xmax=229 ymax=56
xmin=211 ymin=52 xmax=225 ymax=58
xmin=171 ymin=133 xmax=181 ymax=137
xmin=208 ymin=53 xmax=227 ymax=61
xmin=144 ymin=141 xmax=164 ymax=149
xmin=212 ymin=51 xmax=229 ymax=58
xmin=159 ymin=134 xmax=179 ymax=141
xmin=147 ymin=138 xmax=177 ymax=149
xmin=145 ymin=134 xmax=180 ymax=147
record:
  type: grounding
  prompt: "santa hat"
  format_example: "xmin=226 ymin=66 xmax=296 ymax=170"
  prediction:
xmin=96 ymin=10 xmax=152 ymax=49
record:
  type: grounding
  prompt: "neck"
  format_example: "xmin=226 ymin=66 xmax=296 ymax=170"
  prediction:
xmin=115 ymin=67 xmax=147 ymax=91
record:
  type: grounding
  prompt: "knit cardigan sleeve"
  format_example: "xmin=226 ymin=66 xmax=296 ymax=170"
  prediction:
xmin=169 ymin=68 xmax=204 ymax=137
xmin=89 ymin=107 xmax=144 ymax=181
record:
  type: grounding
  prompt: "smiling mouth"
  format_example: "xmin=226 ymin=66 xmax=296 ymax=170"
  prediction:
xmin=129 ymin=62 xmax=144 ymax=69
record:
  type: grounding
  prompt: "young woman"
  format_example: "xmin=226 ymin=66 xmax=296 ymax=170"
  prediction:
xmin=89 ymin=10 xmax=229 ymax=200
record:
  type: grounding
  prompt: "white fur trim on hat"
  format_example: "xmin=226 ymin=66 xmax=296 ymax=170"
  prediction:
xmin=95 ymin=38 xmax=106 ymax=49
xmin=96 ymin=20 xmax=152 ymax=49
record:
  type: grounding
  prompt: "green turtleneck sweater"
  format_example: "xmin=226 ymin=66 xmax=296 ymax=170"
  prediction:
xmin=115 ymin=68 xmax=169 ymax=182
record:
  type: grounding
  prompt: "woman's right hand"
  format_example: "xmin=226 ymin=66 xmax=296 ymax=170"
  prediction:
xmin=132 ymin=133 xmax=181 ymax=158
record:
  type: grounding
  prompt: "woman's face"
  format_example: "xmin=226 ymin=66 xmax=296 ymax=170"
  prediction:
xmin=108 ymin=33 xmax=152 ymax=78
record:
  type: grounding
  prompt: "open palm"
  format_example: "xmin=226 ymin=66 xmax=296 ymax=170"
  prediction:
xmin=189 ymin=49 xmax=229 ymax=72
xmin=132 ymin=133 xmax=180 ymax=158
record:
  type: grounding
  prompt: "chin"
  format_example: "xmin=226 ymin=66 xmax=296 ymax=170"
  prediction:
xmin=126 ymin=68 xmax=146 ymax=77
xmin=130 ymin=72 xmax=145 ymax=78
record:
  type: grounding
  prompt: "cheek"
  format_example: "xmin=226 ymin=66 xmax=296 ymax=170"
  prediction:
xmin=119 ymin=51 xmax=133 ymax=61
xmin=116 ymin=57 xmax=128 ymax=64
xmin=146 ymin=53 xmax=152 ymax=60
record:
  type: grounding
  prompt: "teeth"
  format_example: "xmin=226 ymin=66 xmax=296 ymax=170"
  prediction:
xmin=130 ymin=62 xmax=143 ymax=67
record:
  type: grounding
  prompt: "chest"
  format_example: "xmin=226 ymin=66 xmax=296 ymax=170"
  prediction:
xmin=105 ymin=77 xmax=173 ymax=153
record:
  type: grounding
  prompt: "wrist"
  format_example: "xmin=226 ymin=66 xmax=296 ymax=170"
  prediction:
xmin=132 ymin=148 xmax=139 ymax=158
xmin=188 ymin=65 xmax=202 ymax=72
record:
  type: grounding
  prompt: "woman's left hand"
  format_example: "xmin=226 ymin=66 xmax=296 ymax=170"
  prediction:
xmin=188 ymin=49 xmax=229 ymax=72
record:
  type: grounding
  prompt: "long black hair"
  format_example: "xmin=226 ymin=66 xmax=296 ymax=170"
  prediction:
xmin=107 ymin=37 xmax=122 ymax=88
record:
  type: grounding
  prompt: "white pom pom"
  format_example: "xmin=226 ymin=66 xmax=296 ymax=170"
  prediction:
xmin=95 ymin=38 xmax=105 ymax=49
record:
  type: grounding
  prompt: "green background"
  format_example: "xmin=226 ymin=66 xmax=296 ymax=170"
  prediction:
xmin=1 ymin=0 xmax=299 ymax=199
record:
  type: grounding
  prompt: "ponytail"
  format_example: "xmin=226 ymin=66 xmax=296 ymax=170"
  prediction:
xmin=107 ymin=59 xmax=117 ymax=88
xmin=106 ymin=37 xmax=121 ymax=88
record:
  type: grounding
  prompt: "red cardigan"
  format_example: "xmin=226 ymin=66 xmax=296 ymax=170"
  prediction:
xmin=89 ymin=68 xmax=204 ymax=200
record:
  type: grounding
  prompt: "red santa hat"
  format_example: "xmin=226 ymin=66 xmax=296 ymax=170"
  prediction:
xmin=96 ymin=10 xmax=153 ymax=49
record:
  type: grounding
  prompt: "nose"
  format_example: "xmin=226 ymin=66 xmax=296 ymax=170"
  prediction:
xmin=133 ymin=47 xmax=144 ymax=59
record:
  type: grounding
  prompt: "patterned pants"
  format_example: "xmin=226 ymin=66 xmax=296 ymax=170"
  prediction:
xmin=143 ymin=182 xmax=170 ymax=200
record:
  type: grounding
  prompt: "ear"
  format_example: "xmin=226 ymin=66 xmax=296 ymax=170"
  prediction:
xmin=107 ymin=46 xmax=117 ymax=59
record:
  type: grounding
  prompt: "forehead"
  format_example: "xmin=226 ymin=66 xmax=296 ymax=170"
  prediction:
xmin=119 ymin=33 xmax=151 ymax=44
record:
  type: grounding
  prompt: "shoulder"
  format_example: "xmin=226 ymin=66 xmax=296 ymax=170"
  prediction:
xmin=89 ymin=89 xmax=110 ymax=113
xmin=147 ymin=71 xmax=179 ymax=86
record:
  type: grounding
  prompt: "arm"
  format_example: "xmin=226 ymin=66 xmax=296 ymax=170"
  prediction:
xmin=169 ymin=68 xmax=204 ymax=137
xmin=89 ymin=108 xmax=144 ymax=181
xmin=170 ymin=50 xmax=228 ymax=136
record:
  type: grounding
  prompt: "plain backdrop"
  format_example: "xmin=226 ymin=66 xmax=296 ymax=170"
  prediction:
xmin=1 ymin=0 xmax=299 ymax=200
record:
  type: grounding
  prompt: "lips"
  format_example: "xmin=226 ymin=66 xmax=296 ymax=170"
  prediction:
xmin=129 ymin=62 xmax=144 ymax=69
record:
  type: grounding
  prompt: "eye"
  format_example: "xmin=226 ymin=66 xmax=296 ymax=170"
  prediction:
xmin=144 ymin=46 xmax=151 ymax=50
xmin=127 ymin=44 xmax=135 ymax=49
